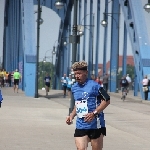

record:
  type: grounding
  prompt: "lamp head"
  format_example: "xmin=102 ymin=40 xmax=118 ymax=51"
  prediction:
xmin=144 ymin=3 xmax=150 ymax=13
xmin=36 ymin=18 xmax=44 ymax=25
xmin=101 ymin=20 xmax=108 ymax=27
xmin=52 ymin=50 xmax=56 ymax=55
xmin=63 ymin=41 xmax=67 ymax=46
xmin=78 ymin=31 xmax=84 ymax=36
xmin=55 ymin=1 xmax=64 ymax=10
xmin=77 ymin=25 xmax=84 ymax=36
xmin=43 ymin=59 xmax=46 ymax=63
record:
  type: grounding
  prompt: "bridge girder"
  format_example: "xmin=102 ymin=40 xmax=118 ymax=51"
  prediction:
xmin=3 ymin=0 xmax=150 ymax=100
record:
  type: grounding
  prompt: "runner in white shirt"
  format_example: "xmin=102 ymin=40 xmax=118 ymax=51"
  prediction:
xmin=142 ymin=75 xmax=149 ymax=100
xmin=126 ymin=74 xmax=132 ymax=93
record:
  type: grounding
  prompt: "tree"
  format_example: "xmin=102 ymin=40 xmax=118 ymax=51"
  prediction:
xmin=118 ymin=64 xmax=135 ymax=80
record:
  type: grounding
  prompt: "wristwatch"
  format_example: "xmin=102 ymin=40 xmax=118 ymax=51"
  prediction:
xmin=93 ymin=110 xmax=98 ymax=117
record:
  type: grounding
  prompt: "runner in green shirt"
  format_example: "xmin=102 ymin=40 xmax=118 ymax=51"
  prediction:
xmin=13 ymin=69 xmax=21 ymax=93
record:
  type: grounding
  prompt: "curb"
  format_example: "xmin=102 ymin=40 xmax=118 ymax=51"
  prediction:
xmin=109 ymin=92 xmax=150 ymax=105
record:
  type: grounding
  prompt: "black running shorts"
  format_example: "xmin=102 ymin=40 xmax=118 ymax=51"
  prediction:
xmin=74 ymin=128 xmax=101 ymax=139
xmin=45 ymin=82 xmax=50 ymax=87
xmin=14 ymin=79 xmax=19 ymax=85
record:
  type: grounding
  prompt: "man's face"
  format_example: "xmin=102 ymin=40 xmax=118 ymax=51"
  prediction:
xmin=74 ymin=70 xmax=88 ymax=84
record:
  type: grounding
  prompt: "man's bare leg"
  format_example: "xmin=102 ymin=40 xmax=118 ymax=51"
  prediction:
xmin=91 ymin=136 xmax=103 ymax=150
xmin=68 ymin=91 xmax=71 ymax=100
xmin=99 ymin=134 xmax=104 ymax=150
xmin=75 ymin=136 xmax=90 ymax=150
xmin=14 ymin=85 xmax=16 ymax=92
xmin=46 ymin=86 xmax=48 ymax=96
xmin=16 ymin=85 xmax=19 ymax=93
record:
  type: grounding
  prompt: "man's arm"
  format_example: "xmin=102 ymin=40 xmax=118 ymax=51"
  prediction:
xmin=84 ymin=100 xmax=110 ymax=122
xmin=61 ymin=79 xmax=63 ymax=83
xmin=70 ymin=106 xmax=76 ymax=119
xmin=66 ymin=106 xmax=76 ymax=125
xmin=95 ymin=100 xmax=110 ymax=114
xmin=84 ymin=87 xmax=110 ymax=122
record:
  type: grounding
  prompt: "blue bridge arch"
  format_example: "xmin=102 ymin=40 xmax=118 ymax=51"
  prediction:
xmin=2 ymin=0 xmax=150 ymax=100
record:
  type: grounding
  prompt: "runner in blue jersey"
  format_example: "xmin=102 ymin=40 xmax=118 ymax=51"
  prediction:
xmin=66 ymin=60 xmax=110 ymax=150
xmin=61 ymin=73 xmax=68 ymax=98
xmin=66 ymin=74 xmax=72 ymax=100
xmin=44 ymin=73 xmax=51 ymax=96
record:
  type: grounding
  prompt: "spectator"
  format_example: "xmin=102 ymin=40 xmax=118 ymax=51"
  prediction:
xmin=126 ymin=74 xmax=132 ymax=92
xmin=67 ymin=74 xmax=72 ymax=100
xmin=1 ymin=69 xmax=6 ymax=87
xmin=0 ymin=69 xmax=3 ymax=87
xmin=142 ymin=75 xmax=149 ymax=100
xmin=5 ymin=72 xmax=9 ymax=87
xmin=132 ymin=81 xmax=134 ymax=90
xmin=103 ymin=73 xmax=109 ymax=92
xmin=61 ymin=73 xmax=68 ymax=98
xmin=91 ymin=74 xmax=96 ymax=80
xmin=7 ymin=72 xmax=11 ymax=87
xmin=95 ymin=76 xmax=102 ymax=85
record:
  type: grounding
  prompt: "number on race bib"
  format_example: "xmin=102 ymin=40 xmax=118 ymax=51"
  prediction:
xmin=75 ymin=100 xmax=88 ymax=118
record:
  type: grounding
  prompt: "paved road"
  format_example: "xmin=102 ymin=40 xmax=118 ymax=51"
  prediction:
xmin=0 ymin=87 xmax=150 ymax=150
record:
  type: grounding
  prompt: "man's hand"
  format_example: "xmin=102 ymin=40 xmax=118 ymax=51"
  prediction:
xmin=66 ymin=116 xmax=73 ymax=125
xmin=84 ymin=112 xmax=95 ymax=122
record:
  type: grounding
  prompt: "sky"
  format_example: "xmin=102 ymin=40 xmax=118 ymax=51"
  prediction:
xmin=34 ymin=5 xmax=60 ymax=62
xmin=0 ymin=0 xmax=150 ymax=65
xmin=0 ymin=0 xmax=5 ymax=64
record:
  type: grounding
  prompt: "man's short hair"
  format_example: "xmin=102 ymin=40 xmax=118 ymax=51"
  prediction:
xmin=72 ymin=60 xmax=88 ymax=71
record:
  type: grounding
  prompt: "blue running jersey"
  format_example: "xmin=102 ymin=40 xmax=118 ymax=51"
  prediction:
xmin=71 ymin=79 xmax=105 ymax=129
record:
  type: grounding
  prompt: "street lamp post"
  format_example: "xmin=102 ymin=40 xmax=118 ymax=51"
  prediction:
xmin=35 ymin=0 xmax=43 ymax=98
xmin=101 ymin=12 xmax=120 ymax=93
xmin=69 ymin=0 xmax=79 ymax=115
xmin=55 ymin=0 xmax=79 ymax=114
xmin=78 ymin=13 xmax=95 ymax=77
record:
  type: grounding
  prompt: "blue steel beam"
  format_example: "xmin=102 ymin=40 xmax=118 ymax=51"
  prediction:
xmin=4 ymin=0 xmax=23 ymax=76
xmin=88 ymin=0 xmax=93 ymax=78
xmin=95 ymin=0 xmax=100 ymax=77
xmin=23 ymin=0 xmax=37 ymax=96
xmin=82 ymin=0 xmax=87 ymax=60
xmin=119 ymin=0 xmax=150 ymax=100
xmin=66 ymin=10 xmax=72 ymax=75
xmin=4 ymin=0 xmax=150 ymax=98
xmin=134 ymin=68 xmax=138 ymax=96
xmin=62 ymin=28 xmax=68 ymax=74
xmin=122 ymin=22 xmax=127 ymax=76
xmin=77 ymin=0 xmax=82 ymax=61
xmin=103 ymin=0 xmax=108 ymax=76
xmin=4 ymin=0 xmax=74 ymax=95
xmin=109 ymin=0 xmax=120 ymax=92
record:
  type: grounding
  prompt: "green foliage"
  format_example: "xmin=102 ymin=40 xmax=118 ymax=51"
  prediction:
xmin=38 ymin=61 xmax=54 ymax=89
xmin=118 ymin=64 xmax=135 ymax=80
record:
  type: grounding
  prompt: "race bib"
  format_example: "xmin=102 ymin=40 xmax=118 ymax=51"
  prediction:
xmin=46 ymin=79 xmax=50 ymax=82
xmin=75 ymin=100 xmax=88 ymax=118
xmin=68 ymin=81 xmax=72 ymax=85
xmin=63 ymin=80 xmax=67 ymax=83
